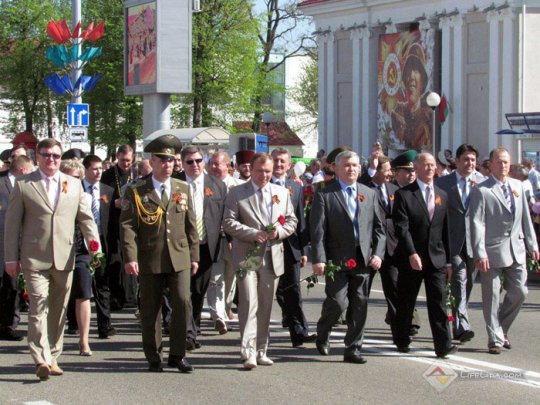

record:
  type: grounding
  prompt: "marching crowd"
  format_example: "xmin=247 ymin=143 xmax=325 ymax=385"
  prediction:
xmin=0 ymin=136 xmax=538 ymax=380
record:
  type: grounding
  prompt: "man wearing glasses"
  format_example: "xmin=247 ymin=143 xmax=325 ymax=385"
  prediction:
xmin=177 ymin=146 xmax=227 ymax=350
xmin=4 ymin=138 xmax=100 ymax=381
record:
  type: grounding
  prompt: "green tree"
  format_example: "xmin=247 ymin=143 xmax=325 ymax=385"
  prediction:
xmin=289 ymin=52 xmax=318 ymax=132
xmin=0 ymin=0 xmax=69 ymax=137
xmin=173 ymin=0 xmax=259 ymax=128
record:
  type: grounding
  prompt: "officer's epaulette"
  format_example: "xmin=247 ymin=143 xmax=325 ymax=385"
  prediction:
xmin=129 ymin=179 xmax=146 ymax=189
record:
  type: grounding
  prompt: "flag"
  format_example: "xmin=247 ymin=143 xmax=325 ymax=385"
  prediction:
xmin=438 ymin=95 xmax=449 ymax=124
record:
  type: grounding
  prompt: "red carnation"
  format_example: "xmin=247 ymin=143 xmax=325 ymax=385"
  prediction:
xmin=89 ymin=240 xmax=100 ymax=253
xmin=278 ymin=215 xmax=285 ymax=226
xmin=22 ymin=291 xmax=29 ymax=301
xmin=345 ymin=258 xmax=357 ymax=270
xmin=448 ymin=315 xmax=455 ymax=322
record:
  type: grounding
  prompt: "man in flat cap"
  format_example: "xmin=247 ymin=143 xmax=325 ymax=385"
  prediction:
xmin=235 ymin=150 xmax=255 ymax=181
xmin=120 ymin=134 xmax=199 ymax=373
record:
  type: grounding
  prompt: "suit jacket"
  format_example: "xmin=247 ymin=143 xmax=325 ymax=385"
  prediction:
xmin=271 ymin=179 xmax=309 ymax=261
xmin=120 ymin=177 xmax=199 ymax=274
xmin=0 ymin=175 xmax=13 ymax=274
xmin=469 ymin=176 xmax=538 ymax=268
xmin=393 ymin=181 xmax=450 ymax=269
xmin=435 ymin=171 xmax=486 ymax=261
xmin=4 ymin=170 xmax=100 ymax=271
xmin=222 ymin=181 xmax=297 ymax=277
xmin=310 ymin=181 xmax=386 ymax=267
xmin=360 ymin=178 xmax=399 ymax=257
xmin=177 ymin=172 xmax=227 ymax=262
xmin=81 ymin=181 xmax=114 ymax=255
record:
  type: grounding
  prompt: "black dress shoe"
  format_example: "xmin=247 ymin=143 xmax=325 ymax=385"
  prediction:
xmin=455 ymin=330 xmax=475 ymax=343
xmin=292 ymin=333 xmax=318 ymax=348
xmin=396 ymin=346 xmax=410 ymax=353
xmin=315 ymin=340 xmax=329 ymax=356
xmin=186 ymin=340 xmax=201 ymax=351
xmin=0 ymin=329 xmax=24 ymax=341
xmin=344 ymin=353 xmax=367 ymax=364
xmin=409 ymin=326 xmax=419 ymax=336
xmin=168 ymin=357 xmax=193 ymax=373
xmin=148 ymin=362 xmax=163 ymax=372
xmin=436 ymin=344 xmax=458 ymax=359
xmin=98 ymin=327 xmax=117 ymax=339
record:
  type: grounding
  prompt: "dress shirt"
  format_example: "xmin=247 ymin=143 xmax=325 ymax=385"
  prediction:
xmin=152 ymin=176 xmax=171 ymax=201
xmin=39 ymin=169 xmax=60 ymax=207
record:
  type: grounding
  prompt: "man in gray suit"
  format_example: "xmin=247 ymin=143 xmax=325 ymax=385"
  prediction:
xmin=470 ymin=147 xmax=539 ymax=354
xmin=436 ymin=144 xmax=486 ymax=343
xmin=311 ymin=150 xmax=386 ymax=364
xmin=0 ymin=156 xmax=33 ymax=341
xmin=223 ymin=153 xmax=297 ymax=369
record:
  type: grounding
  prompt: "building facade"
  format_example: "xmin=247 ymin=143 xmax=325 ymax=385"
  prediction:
xmin=299 ymin=0 xmax=540 ymax=160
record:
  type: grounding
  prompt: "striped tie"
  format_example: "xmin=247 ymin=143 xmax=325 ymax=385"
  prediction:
xmin=89 ymin=185 xmax=101 ymax=230
xmin=192 ymin=182 xmax=206 ymax=242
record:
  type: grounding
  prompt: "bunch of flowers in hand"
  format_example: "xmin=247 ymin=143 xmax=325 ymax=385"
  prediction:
xmin=236 ymin=215 xmax=286 ymax=280
xmin=289 ymin=258 xmax=357 ymax=294
xmin=446 ymin=282 xmax=456 ymax=322
xmin=89 ymin=240 xmax=106 ymax=276
xmin=303 ymin=186 xmax=315 ymax=216
xmin=18 ymin=273 xmax=29 ymax=302
xmin=527 ymin=254 xmax=540 ymax=274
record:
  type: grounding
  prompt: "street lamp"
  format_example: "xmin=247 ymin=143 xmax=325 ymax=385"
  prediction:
xmin=262 ymin=112 xmax=273 ymax=135
xmin=426 ymin=92 xmax=441 ymax=155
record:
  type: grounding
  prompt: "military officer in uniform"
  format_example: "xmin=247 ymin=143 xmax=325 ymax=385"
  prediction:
xmin=120 ymin=135 xmax=199 ymax=373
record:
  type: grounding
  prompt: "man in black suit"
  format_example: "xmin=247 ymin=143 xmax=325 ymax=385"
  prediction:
xmin=0 ymin=156 xmax=34 ymax=341
xmin=435 ymin=144 xmax=486 ymax=343
xmin=359 ymin=156 xmax=400 ymax=329
xmin=82 ymin=155 xmax=116 ymax=338
xmin=178 ymin=146 xmax=227 ymax=350
xmin=271 ymin=148 xmax=316 ymax=347
xmin=392 ymin=152 xmax=457 ymax=358
xmin=311 ymin=151 xmax=386 ymax=364
xmin=101 ymin=145 xmax=137 ymax=310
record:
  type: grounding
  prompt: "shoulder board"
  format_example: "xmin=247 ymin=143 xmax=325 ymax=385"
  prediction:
xmin=130 ymin=179 xmax=146 ymax=188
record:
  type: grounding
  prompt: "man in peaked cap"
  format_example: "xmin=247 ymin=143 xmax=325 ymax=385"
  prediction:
xmin=235 ymin=150 xmax=255 ymax=181
xmin=120 ymin=134 xmax=199 ymax=373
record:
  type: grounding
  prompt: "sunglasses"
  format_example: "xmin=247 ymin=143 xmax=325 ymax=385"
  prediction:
xmin=39 ymin=152 xmax=62 ymax=160
xmin=185 ymin=158 xmax=203 ymax=165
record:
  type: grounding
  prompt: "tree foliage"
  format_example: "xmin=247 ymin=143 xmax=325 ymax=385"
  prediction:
xmin=172 ymin=0 xmax=259 ymax=129
xmin=0 ymin=0 xmax=69 ymax=137
xmin=289 ymin=53 xmax=318 ymax=129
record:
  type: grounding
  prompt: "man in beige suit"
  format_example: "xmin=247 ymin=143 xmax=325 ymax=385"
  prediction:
xmin=4 ymin=138 xmax=100 ymax=381
xmin=223 ymin=153 xmax=297 ymax=369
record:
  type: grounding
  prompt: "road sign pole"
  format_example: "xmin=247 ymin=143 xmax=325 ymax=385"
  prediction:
xmin=71 ymin=0 xmax=82 ymax=104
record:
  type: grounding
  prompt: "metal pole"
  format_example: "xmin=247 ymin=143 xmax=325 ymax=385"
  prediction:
xmin=72 ymin=0 xmax=82 ymax=104
xmin=432 ymin=108 xmax=436 ymax=155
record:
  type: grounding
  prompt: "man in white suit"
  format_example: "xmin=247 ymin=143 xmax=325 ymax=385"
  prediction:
xmin=4 ymin=138 xmax=100 ymax=380
xmin=223 ymin=153 xmax=297 ymax=369
xmin=470 ymin=147 xmax=539 ymax=354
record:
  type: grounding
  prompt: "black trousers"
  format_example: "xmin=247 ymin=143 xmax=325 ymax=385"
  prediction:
xmin=187 ymin=243 xmax=213 ymax=342
xmin=0 ymin=271 xmax=20 ymax=331
xmin=275 ymin=244 xmax=310 ymax=344
xmin=394 ymin=262 xmax=452 ymax=355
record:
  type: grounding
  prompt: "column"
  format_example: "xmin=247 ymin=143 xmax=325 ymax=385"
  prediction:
xmin=500 ymin=8 xmax=517 ymax=155
xmin=487 ymin=10 xmax=500 ymax=151
xmin=326 ymin=31 xmax=336 ymax=152
xmin=350 ymin=28 xmax=362 ymax=154
xmin=439 ymin=16 xmax=452 ymax=151
xmin=360 ymin=26 xmax=372 ymax=158
xmin=451 ymin=14 xmax=465 ymax=150
xmin=316 ymin=32 xmax=328 ymax=153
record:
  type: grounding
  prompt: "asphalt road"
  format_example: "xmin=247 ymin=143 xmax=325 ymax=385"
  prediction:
xmin=1 ymin=267 xmax=539 ymax=404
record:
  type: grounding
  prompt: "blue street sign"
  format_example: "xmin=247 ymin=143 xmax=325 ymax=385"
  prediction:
xmin=256 ymin=134 xmax=269 ymax=153
xmin=67 ymin=103 xmax=90 ymax=127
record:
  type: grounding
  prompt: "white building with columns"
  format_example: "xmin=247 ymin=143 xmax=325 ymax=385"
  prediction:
xmin=299 ymin=0 xmax=540 ymax=160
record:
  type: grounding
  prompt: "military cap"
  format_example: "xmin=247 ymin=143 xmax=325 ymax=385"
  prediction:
xmin=235 ymin=150 xmax=255 ymax=165
xmin=327 ymin=146 xmax=352 ymax=165
xmin=392 ymin=150 xmax=417 ymax=169
xmin=144 ymin=134 xmax=182 ymax=159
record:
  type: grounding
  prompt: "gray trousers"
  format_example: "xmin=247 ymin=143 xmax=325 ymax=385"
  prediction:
xmin=451 ymin=252 xmax=478 ymax=336
xmin=479 ymin=262 xmax=527 ymax=347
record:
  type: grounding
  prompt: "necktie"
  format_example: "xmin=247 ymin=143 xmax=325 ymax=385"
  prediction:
xmin=192 ymin=182 xmax=206 ymax=241
xmin=258 ymin=188 xmax=270 ymax=225
xmin=89 ymin=185 xmax=101 ymax=230
xmin=501 ymin=183 xmax=513 ymax=213
xmin=346 ymin=187 xmax=360 ymax=243
xmin=46 ymin=177 xmax=56 ymax=207
xmin=460 ymin=177 xmax=470 ymax=209
xmin=376 ymin=184 xmax=389 ymax=212
xmin=161 ymin=184 xmax=168 ymax=207
xmin=426 ymin=185 xmax=435 ymax=220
